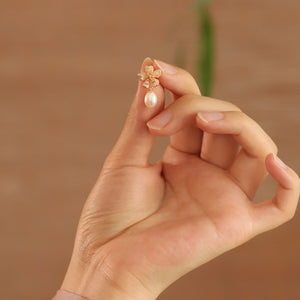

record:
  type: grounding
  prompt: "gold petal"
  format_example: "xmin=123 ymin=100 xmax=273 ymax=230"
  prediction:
xmin=153 ymin=69 xmax=162 ymax=78
xmin=143 ymin=80 xmax=150 ymax=88
xmin=137 ymin=72 xmax=147 ymax=80
xmin=144 ymin=65 xmax=154 ymax=73
xmin=152 ymin=78 xmax=160 ymax=87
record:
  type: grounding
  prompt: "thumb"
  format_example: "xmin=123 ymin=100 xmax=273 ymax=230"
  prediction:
xmin=104 ymin=57 xmax=165 ymax=169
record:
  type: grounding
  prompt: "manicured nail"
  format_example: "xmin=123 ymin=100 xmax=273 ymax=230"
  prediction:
xmin=143 ymin=57 xmax=153 ymax=64
xmin=272 ymin=153 xmax=288 ymax=169
xmin=154 ymin=59 xmax=177 ymax=75
xmin=197 ymin=112 xmax=224 ymax=123
xmin=147 ymin=111 xmax=172 ymax=130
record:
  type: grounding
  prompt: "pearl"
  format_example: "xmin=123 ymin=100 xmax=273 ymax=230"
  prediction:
xmin=144 ymin=91 xmax=158 ymax=108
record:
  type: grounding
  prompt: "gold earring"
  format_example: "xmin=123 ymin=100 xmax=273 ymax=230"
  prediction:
xmin=137 ymin=60 xmax=162 ymax=108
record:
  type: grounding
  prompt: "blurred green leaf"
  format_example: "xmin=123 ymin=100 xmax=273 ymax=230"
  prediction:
xmin=197 ymin=4 xmax=214 ymax=96
xmin=173 ymin=1 xmax=215 ymax=96
xmin=193 ymin=0 xmax=213 ymax=8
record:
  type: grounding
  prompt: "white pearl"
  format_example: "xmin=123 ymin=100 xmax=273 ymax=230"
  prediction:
xmin=144 ymin=91 xmax=158 ymax=108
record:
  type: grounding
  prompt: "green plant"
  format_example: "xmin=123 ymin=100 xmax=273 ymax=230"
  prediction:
xmin=174 ymin=0 xmax=214 ymax=96
xmin=195 ymin=1 xmax=214 ymax=96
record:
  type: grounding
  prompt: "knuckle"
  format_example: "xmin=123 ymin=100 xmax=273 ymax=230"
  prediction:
xmin=103 ymin=153 xmax=123 ymax=171
xmin=232 ymin=111 xmax=248 ymax=129
xmin=177 ymin=94 xmax=199 ymax=105
xmin=230 ymin=103 xmax=242 ymax=112
xmin=292 ymin=173 xmax=300 ymax=190
xmin=177 ymin=69 xmax=201 ymax=93
xmin=220 ymin=101 xmax=241 ymax=112
xmin=216 ymin=100 xmax=241 ymax=112
xmin=235 ymin=110 xmax=247 ymax=120
xmin=284 ymin=208 xmax=296 ymax=221
xmin=234 ymin=111 xmax=278 ymax=155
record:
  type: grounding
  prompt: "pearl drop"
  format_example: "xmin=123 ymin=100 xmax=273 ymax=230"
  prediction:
xmin=144 ymin=91 xmax=158 ymax=108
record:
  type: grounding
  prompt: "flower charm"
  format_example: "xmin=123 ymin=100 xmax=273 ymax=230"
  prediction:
xmin=137 ymin=59 xmax=162 ymax=108
xmin=138 ymin=65 xmax=162 ymax=90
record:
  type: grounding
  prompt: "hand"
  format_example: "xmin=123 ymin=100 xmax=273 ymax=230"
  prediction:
xmin=60 ymin=58 xmax=299 ymax=300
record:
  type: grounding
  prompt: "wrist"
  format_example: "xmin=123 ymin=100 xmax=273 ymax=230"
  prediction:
xmin=60 ymin=254 xmax=156 ymax=300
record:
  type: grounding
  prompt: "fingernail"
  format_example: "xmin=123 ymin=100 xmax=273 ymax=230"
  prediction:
xmin=147 ymin=111 xmax=172 ymax=130
xmin=154 ymin=59 xmax=177 ymax=75
xmin=138 ymin=58 xmax=153 ymax=80
xmin=197 ymin=112 xmax=224 ymax=123
xmin=143 ymin=57 xmax=153 ymax=64
xmin=272 ymin=153 xmax=288 ymax=169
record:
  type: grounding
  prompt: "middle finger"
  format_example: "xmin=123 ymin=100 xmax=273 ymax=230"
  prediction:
xmin=146 ymin=94 xmax=240 ymax=162
xmin=154 ymin=59 xmax=202 ymax=154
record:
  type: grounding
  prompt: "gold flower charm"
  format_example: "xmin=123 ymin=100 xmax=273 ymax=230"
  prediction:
xmin=137 ymin=59 xmax=162 ymax=108
xmin=138 ymin=65 xmax=162 ymax=90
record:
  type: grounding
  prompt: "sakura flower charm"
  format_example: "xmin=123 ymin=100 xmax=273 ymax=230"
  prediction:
xmin=138 ymin=61 xmax=162 ymax=108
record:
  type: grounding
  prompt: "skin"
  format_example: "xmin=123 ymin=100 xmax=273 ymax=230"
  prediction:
xmin=60 ymin=58 xmax=300 ymax=300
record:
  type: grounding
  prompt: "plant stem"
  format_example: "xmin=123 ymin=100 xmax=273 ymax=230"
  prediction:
xmin=197 ymin=5 xmax=214 ymax=96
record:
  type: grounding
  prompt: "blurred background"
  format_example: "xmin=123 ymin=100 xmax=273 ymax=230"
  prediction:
xmin=0 ymin=0 xmax=299 ymax=299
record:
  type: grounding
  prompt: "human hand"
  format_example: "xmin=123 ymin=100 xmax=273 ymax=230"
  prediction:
xmin=60 ymin=58 xmax=299 ymax=300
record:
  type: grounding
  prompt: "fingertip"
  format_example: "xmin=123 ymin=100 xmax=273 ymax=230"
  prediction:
xmin=252 ymin=153 xmax=299 ymax=233
xmin=265 ymin=153 xmax=299 ymax=190
xmin=195 ymin=113 xmax=210 ymax=131
xmin=195 ymin=112 xmax=222 ymax=132
xmin=146 ymin=109 xmax=172 ymax=133
xmin=153 ymin=59 xmax=177 ymax=75
xmin=265 ymin=153 xmax=288 ymax=172
xmin=196 ymin=112 xmax=209 ymax=124
xmin=146 ymin=122 xmax=169 ymax=136
xmin=265 ymin=152 xmax=275 ymax=167
xmin=143 ymin=57 xmax=153 ymax=64
xmin=153 ymin=59 xmax=201 ymax=96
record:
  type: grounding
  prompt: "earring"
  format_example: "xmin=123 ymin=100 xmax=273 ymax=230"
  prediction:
xmin=138 ymin=61 xmax=162 ymax=108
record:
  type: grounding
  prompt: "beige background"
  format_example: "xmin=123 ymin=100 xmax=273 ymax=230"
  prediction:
xmin=0 ymin=0 xmax=299 ymax=299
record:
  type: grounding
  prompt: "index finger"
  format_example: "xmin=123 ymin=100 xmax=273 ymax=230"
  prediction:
xmin=154 ymin=59 xmax=201 ymax=99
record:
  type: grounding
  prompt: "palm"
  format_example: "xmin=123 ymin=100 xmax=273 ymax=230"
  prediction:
xmin=118 ymin=147 xmax=252 ymax=266
xmin=79 ymin=145 xmax=254 ymax=287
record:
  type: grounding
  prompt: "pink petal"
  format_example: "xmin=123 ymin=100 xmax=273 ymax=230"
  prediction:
xmin=144 ymin=65 xmax=154 ymax=73
xmin=138 ymin=72 xmax=147 ymax=80
xmin=143 ymin=80 xmax=150 ymax=88
xmin=152 ymin=78 xmax=160 ymax=87
xmin=153 ymin=69 xmax=162 ymax=78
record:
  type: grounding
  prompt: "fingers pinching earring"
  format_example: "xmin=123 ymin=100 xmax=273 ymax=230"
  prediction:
xmin=138 ymin=60 xmax=162 ymax=108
